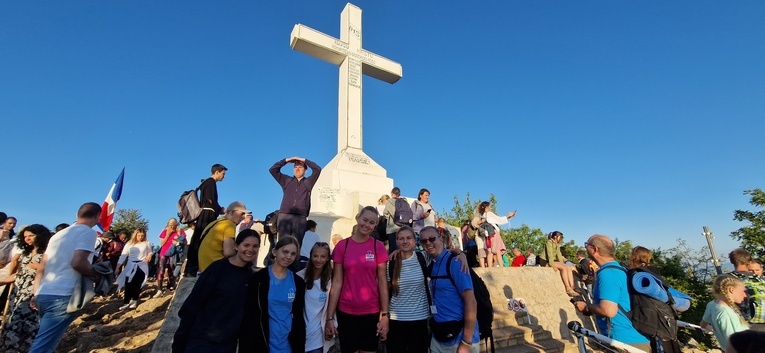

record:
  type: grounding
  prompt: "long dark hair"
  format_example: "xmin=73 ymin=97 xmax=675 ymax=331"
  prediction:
xmin=305 ymin=242 xmax=332 ymax=292
xmin=390 ymin=226 xmax=415 ymax=297
xmin=477 ymin=201 xmax=490 ymax=215
xmin=16 ymin=224 xmax=52 ymax=255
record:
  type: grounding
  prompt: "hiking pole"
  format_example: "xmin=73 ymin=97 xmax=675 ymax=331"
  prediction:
xmin=702 ymin=226 xmax=723 ymax=276
xmin=568 ymin=321 xmax=648 ymax=353
xmin=677 ymin=320 xmax=712 ymax=333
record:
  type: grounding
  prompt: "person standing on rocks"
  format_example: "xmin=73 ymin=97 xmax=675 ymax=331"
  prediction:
xmin=270 ymin=156 xmax=322 ymax=246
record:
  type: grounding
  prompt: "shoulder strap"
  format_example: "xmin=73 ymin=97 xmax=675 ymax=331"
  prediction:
xmin=444 ymin=253 xmax=457 ymax=288
xmin=416 ymin=252 xmax=433 ymax=306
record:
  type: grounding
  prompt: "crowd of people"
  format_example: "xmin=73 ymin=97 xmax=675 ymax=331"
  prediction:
xmin=2 ymin=158 xmax=764 ymax=353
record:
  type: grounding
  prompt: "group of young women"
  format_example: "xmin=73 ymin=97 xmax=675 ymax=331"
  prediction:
xmin=175 ymin=205 xmax=397 ymax=353
xmin=174 ymin=203 xmax=467 ymax=353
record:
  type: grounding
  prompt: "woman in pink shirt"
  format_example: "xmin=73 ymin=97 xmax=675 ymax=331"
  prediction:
xmin=157 ymin=218 xmax=184 ymax=295
xmin=325 ymin=206 xmax=389 ymax=353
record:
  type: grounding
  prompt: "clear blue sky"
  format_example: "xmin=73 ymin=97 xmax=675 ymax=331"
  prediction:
xmin=1 ymin=1 xmax=763 ymax=258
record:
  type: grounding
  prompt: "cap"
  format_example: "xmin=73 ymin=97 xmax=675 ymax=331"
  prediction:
xmin=227 ymin=201 xmax=252 ymax=214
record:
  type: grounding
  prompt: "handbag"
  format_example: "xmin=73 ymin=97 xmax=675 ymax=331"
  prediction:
xmin=429 ymin=318 xmax=464 ymax=342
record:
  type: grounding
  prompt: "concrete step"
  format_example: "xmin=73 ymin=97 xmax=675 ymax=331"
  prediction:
xmin=492 ymin=325 xmax=552 ymax=349
xmin=493 ymin=338 xmax=580 ymax=353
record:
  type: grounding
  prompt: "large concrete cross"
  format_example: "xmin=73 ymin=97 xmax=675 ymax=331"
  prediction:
xmin=290 ymin=3 xmax=403 ymax=153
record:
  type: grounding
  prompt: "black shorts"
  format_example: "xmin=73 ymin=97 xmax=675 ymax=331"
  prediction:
xmin=336 ymin=310 xmax=380 ymax=353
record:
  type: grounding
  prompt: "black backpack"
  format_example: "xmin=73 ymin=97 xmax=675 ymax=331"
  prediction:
xmin=393 ymin=198 xmax=413 ymax=227
xmin=431 ymin=253 xmax=495 ymax=353
xmin=602 ymin=265 xmax=678 ymax=341
xmin=263 ymin=211 xmax=279 ymax=236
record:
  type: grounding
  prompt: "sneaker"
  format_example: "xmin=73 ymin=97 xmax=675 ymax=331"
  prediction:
xmin=119 ymin=303 xmax=131 ymax=311
xmin=128 ymin=300 xmax=138 ymax=309
xmin=153 ymin=291 xmax=164 ymax=298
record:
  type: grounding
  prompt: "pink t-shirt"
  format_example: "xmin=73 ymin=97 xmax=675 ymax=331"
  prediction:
xmin=333 ymin=237 xmax=388 ymax=315
xmin=159 ymin=230 xmax=183 ymax=257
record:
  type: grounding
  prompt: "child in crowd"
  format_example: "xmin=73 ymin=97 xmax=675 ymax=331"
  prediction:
xmin=701 ymin=275 xmax=749 ymax=350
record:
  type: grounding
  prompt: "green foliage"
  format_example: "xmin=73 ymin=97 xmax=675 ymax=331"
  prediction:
xmin=559 ymin=240 xmax=578 ymax=260
xmin=501 ymin=224 xmax=546 ymax=254
xmin=613 ymin=238 xmax=634 ymax=264
xmin=731 ymin=188 xmax=765 ymax=259
xmin=440 ymin=192 xmax=498 ymax=226
xmin=110 ymin=208 xmax=150 ymax=238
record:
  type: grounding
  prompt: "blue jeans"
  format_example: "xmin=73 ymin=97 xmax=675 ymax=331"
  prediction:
xmin=29 ymin=295 xmax=77 ymax=353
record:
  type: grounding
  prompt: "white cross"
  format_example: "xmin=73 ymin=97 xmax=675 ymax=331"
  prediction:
xmin=290 ymin=3 xmax=403 ymax=153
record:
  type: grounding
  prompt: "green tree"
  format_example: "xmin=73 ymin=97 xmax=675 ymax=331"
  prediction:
xmin=731 ymin=188 xmax=765 ymax=259
xmin=110 ymin=208 xmax=150 ymax=238
xmin=502 ymin=224 xmax=546 ymax=254
xmin=440 ymin=192 xmax=498 ymax=226
xmin=613 ymin=238 xmax=634 ymax=264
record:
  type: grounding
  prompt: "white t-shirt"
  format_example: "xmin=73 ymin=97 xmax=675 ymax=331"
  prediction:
xmin=301 ymin=230 xmax=320 ymax=259
xmin=38 ymin=224 xmax=97 ymax=296
xmin=304 ymin=277 xmax=327 ymax=351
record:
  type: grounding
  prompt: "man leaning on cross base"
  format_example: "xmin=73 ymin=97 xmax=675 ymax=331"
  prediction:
xmin=269 ymin=156 xmax=321 ymax=246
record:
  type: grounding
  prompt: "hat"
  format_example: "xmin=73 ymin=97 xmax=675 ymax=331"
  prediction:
xmin=227 ymin=201 xmax=252 ymax=214
xmin=102 ymin=231 xmax=115 ymax=239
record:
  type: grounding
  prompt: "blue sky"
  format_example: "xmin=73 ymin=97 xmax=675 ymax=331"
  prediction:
xmin=1 ymin=1 xmax=763 ymax=258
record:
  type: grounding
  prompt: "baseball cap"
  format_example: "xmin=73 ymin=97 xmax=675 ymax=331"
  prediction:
xmin=227 ymin=201 xmax=252 ymax=215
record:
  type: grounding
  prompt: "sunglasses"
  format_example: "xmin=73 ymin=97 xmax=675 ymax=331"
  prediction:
xmin=419 ymin=237 xmax=438 ymax=244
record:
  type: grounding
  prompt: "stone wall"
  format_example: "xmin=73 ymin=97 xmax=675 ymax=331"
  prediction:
xmin=475 ymin=266 xmax=595 ymax=340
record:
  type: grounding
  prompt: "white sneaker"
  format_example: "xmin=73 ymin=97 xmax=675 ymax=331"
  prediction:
xmin=153 ymin=291 xmax=164 ymax=298
xmin=119 ymin=303 xmax=131 ymax=310
xmin=128 ymin=300 xmax=138 ymax=309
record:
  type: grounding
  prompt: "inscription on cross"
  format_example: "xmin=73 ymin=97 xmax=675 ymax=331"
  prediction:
xmin=290 ymin=3 xmax=403 ymax=153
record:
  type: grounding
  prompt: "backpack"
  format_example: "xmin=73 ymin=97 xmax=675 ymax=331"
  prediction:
xmin=263 ymin=211 xmax=279 ymax=236
xmin=393 ymin=198 xmax=413 ymax=227
xmin=177 ymin=182 xmax=203 ymax=224
xmin=466 ymin=224 xmax=478 ymax=240
xmin=387 ymin=252 xmax=431 ymax=306
xmin=601 ymin=265 xmax=678 ymax=341
xmin=430 ymin=252 xmax=495 ymax=353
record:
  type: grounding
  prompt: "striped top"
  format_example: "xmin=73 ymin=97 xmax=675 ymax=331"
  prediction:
xmin=388 ymin=254 xmax=430 ymax=321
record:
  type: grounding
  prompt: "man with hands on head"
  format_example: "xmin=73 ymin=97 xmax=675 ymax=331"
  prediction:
xmin=269 ymin=156 xmax=322 ymax=245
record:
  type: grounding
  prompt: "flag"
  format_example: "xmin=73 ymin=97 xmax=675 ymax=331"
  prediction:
xmin=98 ymin=168 xmax=125 ymax=231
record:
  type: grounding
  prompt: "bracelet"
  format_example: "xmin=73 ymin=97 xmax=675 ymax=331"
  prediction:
xmin=461 ymin=340 xmax=471 ymax=346
xmin=326 ymin=317 xmax=334 ymax=321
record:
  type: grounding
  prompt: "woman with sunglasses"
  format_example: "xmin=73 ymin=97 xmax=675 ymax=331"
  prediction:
xmin=240 ymin=235 xmax=306 ymax=353
xmin=297 ymin=242 xmax=336 ymax=353
xmin=172 ymin=229 xmax=260 ymax=353
xmin=326 ymin=206 xmax=389 ymax=353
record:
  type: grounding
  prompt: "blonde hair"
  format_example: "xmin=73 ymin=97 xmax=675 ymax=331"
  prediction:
xmin=378 ymin=194 xmax=390 ymax=205
xmin=128 ymin=228 xmax=148 ymax=246
xmin=712 ymin=275 xmax=749 ymax=326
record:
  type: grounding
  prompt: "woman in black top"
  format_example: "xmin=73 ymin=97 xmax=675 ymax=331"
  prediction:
xmin=172 ymin=229 xmax=260 ymax=353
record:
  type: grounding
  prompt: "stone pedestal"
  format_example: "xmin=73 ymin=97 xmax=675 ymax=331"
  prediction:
xmin=308 ymin=147 xmax=393 ymax=246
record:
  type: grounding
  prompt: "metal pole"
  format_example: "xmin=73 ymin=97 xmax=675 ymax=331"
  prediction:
xmin=703 ymin=226 xmax=723 ymax=275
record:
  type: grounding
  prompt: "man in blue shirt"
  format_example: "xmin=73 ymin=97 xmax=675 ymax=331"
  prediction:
xmin=422 ymin=226 xmax=479 ymax=353
xmin=573 ymin=234 xmax=650 ymax=352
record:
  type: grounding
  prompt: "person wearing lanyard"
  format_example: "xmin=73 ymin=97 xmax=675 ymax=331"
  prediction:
xmin=422 ymin=226 xmax=479 ymax=353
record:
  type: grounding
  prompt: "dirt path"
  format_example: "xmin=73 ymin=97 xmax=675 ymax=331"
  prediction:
xmin=55 ymin=281 xmax=171 ymax=353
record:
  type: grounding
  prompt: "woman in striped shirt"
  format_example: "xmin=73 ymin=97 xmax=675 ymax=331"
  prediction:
xmin=387 ymin=226 xmax=431 ymax=352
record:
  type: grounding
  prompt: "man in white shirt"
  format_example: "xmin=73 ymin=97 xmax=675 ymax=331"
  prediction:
xmin=30 ymin=202 xmax=101 ymax=353
xmin=297 ymin=220 xmax=319 ymax=271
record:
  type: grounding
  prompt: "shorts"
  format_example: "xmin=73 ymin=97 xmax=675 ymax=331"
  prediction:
xmin=336 ymin=310 xmax=380 ymax=353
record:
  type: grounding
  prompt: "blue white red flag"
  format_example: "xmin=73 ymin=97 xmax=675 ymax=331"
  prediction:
xmin=98 ymin=168 xmax=125 ymax=231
